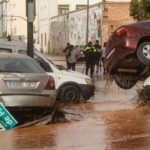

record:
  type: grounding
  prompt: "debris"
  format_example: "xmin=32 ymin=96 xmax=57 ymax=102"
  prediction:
xmin=137 ymin=86 xmax=150 ymax=105
xmin=0 ymin=103 xmax=17 ymax=130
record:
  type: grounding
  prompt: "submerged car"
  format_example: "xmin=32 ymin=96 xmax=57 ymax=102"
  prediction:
xmin=105 ymin=20 xmax=150 ymax=89
xmin=0 ymin=53 xmax=56 ymax=109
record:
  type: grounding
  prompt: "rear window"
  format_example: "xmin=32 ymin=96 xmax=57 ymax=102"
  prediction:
xmin=0 ymin=58 xmax=45 ymax=74
xmin=0 ymin=48 xmax=12 ymax=53
xmin=144 ymin=22 xmax=150 ymax=27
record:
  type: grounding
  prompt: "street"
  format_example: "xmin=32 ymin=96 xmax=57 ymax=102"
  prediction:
xmin=0 ymin=57 xmax=150 ymax=150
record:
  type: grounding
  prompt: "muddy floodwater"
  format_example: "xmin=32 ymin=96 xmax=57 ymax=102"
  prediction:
xmin=1 ymin=75 xmax=150 ymax=150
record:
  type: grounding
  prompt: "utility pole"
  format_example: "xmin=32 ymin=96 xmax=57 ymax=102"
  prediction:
xmin=86 ymin=0 xmax=89 ymax=44
xmin=0 ymin=0 xmax=8 ymax=37
xmin=101 ymin=0 xmax=105 ymax=45
xmin=26 ymin=0 xmax=36 ymax=58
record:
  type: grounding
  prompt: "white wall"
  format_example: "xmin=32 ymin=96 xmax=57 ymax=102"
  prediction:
xmin=7 ymin=0 xmax=26 ymax=40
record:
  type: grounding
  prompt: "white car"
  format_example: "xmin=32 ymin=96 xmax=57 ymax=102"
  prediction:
xmin=32 ymin=50 xmax=95 ymax=103
xmin=0 ymin=39 xmax=95 ymax=103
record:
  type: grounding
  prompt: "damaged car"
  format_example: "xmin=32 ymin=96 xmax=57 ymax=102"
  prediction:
xmin=0 ymin=53 xmax=56 ymax=109
xmin=105 ymin=20 xmax=150 ymax=89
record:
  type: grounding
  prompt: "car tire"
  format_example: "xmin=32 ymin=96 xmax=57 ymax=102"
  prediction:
xmin=60 ymin=85 xmax=80 ymax=103
xmin=114 ymin=74 xmax=138 ymax=89
xmin=137 ymin=42 xmax=150 ymax=66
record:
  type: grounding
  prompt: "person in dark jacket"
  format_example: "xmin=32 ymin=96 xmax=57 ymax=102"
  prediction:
xmin=63 ymin=42 xmax=71 ymax=68
xmin=83 ymin=41 xmax=96 ymax=78
xmin=94 ymin=40 xmax=102 ymax=73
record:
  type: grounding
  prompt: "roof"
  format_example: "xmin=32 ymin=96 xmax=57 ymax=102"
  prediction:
xmin=0 ymin=38 xmax=26 ymax=49
xmin=0 ymin=53 xmax=32 ymax=59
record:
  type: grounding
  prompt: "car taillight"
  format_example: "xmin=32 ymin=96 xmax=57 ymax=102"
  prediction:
xmin=45 ymin=76 xmax=55 ymax=90
xmin=116 ymin=27 xmax=128 ymax=37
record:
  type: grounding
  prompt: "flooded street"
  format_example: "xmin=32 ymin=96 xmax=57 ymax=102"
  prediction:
xmin=0 ymin=60 xmax=150 ymax=150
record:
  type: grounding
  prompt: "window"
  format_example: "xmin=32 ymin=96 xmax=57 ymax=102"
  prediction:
xmin=45 ymin=32 xmax=47 ymax=46
xmin=76 ymin=5 xmax=87 ymax=10
xmin=34 ymin=54 xmax=53 ymax=72
xmin=0 ymin=58 xmax=45 ymax=74
xmin=144 ymin=22 xmax=150 ymax=27
xmin=0 ymin=48 xmax=12 ymax=53
xmin=58 ymin=5 xmax=69 ymax=15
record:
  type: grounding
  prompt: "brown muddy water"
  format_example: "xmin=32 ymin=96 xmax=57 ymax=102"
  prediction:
xmin=0 ymin=77 xmax=150 ymax=150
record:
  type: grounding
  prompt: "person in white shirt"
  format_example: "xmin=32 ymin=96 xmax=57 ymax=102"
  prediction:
xmin=67 ymin=45 xmax=78 ymax=71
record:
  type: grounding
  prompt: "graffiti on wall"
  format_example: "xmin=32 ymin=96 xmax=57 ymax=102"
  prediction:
xmin=49 ymin=5 xmax=103 ymax=54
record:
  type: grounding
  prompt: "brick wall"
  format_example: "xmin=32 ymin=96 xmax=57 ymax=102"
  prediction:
xmin=103 ymin=2 xmax=134 ymax=43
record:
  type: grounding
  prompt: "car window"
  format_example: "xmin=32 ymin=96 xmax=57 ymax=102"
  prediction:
xmin=0 ymin=48 xmax=12 ymax=53
xmin=144 ymin=22 xmax=150 ymax=28
xmin=33 ymin=54 xmax=53 ymax=72
xmin=0 ymin=58 xmax=45 ymax=74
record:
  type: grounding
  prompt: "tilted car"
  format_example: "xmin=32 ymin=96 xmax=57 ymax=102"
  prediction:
xmin=105 ymin=20 xmax=150 ymax=89
xmin=0 ymin=53 xmax=56 ymax=109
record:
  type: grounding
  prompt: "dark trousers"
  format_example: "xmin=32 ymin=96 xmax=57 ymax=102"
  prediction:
xmin=85 ymin=61 xmax=94 ymax=77
xmin=68 ymin=62 xmax=76 ymax=71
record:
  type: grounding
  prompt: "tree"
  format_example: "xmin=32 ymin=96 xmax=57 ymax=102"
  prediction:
xmin=142 ymin=0 xmax=150 ymax=13
xmin=130 ymin=0 xmax=150 ymax=21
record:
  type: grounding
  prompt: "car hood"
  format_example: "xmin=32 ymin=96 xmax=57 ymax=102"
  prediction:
xmin=61 ymin=70 xmax=91 ymax=79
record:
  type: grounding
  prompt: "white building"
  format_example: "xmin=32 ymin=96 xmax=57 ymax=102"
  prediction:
xmin=39 ymin=0 xmax=103 ymax=53
xmin=6 ymin=0 xmax=27 ymax=40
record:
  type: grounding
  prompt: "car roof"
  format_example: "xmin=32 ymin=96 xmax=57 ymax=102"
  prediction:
xmin=124 ymin=20 xmax=150 ymax=27
xmin=0 ymin=53 xmax=32 ymax=59
xmin=0 ymin=39 xmax=27 ymax=48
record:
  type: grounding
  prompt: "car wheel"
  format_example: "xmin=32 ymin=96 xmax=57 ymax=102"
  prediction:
xmin=60 ymin=85 xmax=80 ymax=103
xmin=113 ymin=74 xmax=138 ymax=89
xmin=137 ymin=42 xmax=150 ymax=66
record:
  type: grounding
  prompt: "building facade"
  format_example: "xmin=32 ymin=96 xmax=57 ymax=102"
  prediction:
xmin=6 ymin=0 xmax=26 ymax=40
xmin=38 ymin=0 xmax=134 ymax=54
xmin=38 ymin=0 xmax=102 ymax=53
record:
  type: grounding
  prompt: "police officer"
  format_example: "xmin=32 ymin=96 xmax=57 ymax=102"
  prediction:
xmin=83 ymin=41 xmax=96 ymax=78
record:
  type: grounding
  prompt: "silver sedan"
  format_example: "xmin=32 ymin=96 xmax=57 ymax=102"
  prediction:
xmin=0 ymin=53 xmax=56 ymax=108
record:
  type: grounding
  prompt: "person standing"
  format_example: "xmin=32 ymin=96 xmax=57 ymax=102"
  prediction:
xmin=83 ymin=41 xmax=96 ymax=78
xmin=66 ymin=45 xmax=78 ymax=71
xmin=101 ymin=42 xmax=107 ymax=74
xmin=63 ymin=42 xmax=71 ymax=68
xmin=94 ymin=40 xmax=102 ymax=73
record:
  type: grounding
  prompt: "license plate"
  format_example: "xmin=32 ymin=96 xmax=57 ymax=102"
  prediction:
xmin=5 ymin=81 xmax=38 ymax=89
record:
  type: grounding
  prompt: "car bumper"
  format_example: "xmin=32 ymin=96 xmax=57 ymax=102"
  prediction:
xmin=105 ymin=46 xmax=135 ymax=73
xmin=105 ymin=37 xmax=138 ymax=73
xmin=0 ymin=91 xmax=56 ymax=108
xmin=79 ymin=84 xmax=95 ymax=100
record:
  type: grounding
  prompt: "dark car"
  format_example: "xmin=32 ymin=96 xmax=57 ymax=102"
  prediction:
xmin=105 ymin=20 xmax=150 ymax=89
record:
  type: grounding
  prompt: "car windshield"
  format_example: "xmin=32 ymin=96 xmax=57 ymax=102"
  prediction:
xmin=0 ymin=58 xmax=45 ymax=74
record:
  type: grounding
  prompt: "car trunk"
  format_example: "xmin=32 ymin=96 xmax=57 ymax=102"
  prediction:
xmin=0 ymin=73 xmax=49 ymax=95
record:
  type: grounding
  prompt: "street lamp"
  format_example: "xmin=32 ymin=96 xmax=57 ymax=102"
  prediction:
xmin=86 ymin=0 xmax=89 ymax=44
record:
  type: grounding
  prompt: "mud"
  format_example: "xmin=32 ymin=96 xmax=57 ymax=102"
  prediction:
xmin=0 ymin=72 xmax=149 ymax=150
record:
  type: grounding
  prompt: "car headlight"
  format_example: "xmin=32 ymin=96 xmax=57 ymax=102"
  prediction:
xmin=85 ymin=79 xmax=94 ymax=85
